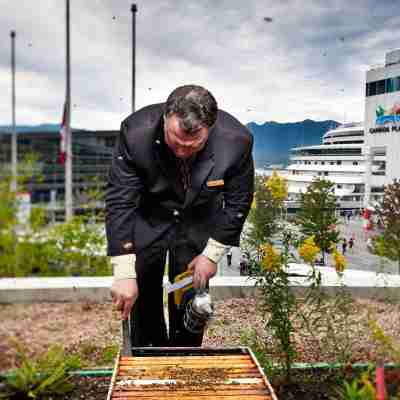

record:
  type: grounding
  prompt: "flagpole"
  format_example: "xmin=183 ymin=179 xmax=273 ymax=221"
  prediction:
xmin=65 ymin=0 xmax=73 ymax=221
xmin=10 ymin=30 xmax=17 ymax=192
xmin=131 ymin=4 xmax=137 ymax=113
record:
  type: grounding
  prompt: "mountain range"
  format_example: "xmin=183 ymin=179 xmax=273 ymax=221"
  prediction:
xmin=247 ymin=119 xmax=339 ymax=167
xmin=1 ymin=120 xmax=340 ymax=168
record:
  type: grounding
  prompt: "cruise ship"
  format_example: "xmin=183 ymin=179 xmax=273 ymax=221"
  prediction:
xmin=281 ymin=122 xmax=386 ymax=209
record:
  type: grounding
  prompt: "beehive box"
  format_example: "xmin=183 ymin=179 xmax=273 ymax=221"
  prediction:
xmin=107 ymin=347 xmax=278 ymax=400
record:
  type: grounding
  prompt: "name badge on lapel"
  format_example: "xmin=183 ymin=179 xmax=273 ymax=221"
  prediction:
xmin=206 ymin=179 xmax=224 ymax=188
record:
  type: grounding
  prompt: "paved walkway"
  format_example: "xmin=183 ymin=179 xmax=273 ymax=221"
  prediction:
xmin=334 ymin=216 xmax=397 ymax=274
xmin=218 ymin=217 xmax=398 ymax=276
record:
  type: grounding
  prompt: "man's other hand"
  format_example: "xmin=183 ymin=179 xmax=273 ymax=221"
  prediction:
xmin=188 ymin=255 xmax=217 ymax=290
xmin=111 ymin=278 xmax=138 ymax=320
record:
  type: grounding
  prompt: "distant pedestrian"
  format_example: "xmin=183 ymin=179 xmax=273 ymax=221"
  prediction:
xmin=227 ymin=250 xmax=232 ymax=267
xmin=347 ymin=211 xmax=352 ymax=222
xmin=342 ymin=238 xmax=347 ymax=255
xmin=239 ymin=252 xmax=249 ymax=276
xmin=366 ymin=237 xmax=374 ymax=253
xmin=349 ymin=237 xmax=354 ymax=252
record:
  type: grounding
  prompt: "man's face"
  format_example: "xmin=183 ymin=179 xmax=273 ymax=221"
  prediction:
xmin=164 ymin=115 xmax=209 ymax=159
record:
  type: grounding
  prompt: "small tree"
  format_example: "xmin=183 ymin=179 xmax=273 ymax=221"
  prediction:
xmin=247 ymin=171 xmax=288 ymax=247
xmin=374 ymin=180 xmax=400 ymax=273
xmin=296 ymin=178 xmax=339 ymax=265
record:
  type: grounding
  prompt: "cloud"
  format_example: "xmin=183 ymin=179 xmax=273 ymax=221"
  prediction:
xmin=0 ymin=0 xmax=398 ymax=129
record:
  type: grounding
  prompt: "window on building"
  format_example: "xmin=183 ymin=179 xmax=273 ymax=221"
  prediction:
xmin=353 ymin=161 xmax=358 ymax=165
xmin=324 ymin=171 xmax=329 ymax=176
xmin=376 ymin=79 xmax=386 ymax=95
xmin=387 ymin=78 xmax=395 ymax=93
xmin=321 ymin=161 xmax=325 ymax=165
xmin=367 ymin=81 xmax=376 ymax=96
xmin=395 ymin=77 xmax=400 ymax=91
xmin=337 ymin=184 xmax=342 ymax=189
xmin=330 ymin=161 xmax=334 ymax=165
xmin=367 ymin=76 xmax=400 ymax=96
xmin=105 ymin=137 xmax=116 ymax=148
xmin=337 ymin=161 xmax=342 ymax=165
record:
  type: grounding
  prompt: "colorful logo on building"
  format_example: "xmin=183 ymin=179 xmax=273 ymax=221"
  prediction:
xmin=376 ymin=103 xmax=400 ymax=125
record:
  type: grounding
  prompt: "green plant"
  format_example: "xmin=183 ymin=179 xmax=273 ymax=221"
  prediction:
xmin=0 ymin=153 xmax=43 ymax=277
xmin=299 ymin=285 xmax=356 ymax=364
xmin=368 ymin=315 xmax=400 ymax=363
xmin=77 ymin=340 xmax=99 ymax=359
xmin=296 ymin=178 xmax=340 ymax=265
xmin=251 ymin=238 xmax=298 ymax=382
xmin=374 ymin=180 xmax=400 ymax=273
xmin=246 ymin=173 xmax=287 ymax=248
xmin=1 ymin=341 xmax=81 ymax=399
xmin=332 ymin=369 xmax=376 ymax=400
xmin=75 ymin=175 xmax=105 ymax=223
xmin=239 ymin=328 xmax=274 ymax=376
xmin=45 ymin=215 xmax=110 ymax=276
xmin=101 ymin=344 xmax=119 ymax=364
xmin=0 ymin=153 xmax=111 ymax=278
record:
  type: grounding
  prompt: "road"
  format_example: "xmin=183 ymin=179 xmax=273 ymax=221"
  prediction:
xmin=217 ymin=217 xmax=398 ymax=276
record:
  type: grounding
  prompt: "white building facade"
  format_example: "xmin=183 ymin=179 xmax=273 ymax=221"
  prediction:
xmin=364 ymin=49 xmax=400 ymax=206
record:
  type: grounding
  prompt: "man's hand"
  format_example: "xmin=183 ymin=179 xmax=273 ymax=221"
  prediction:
xmin=188 ymin=255 xmax=217 ymax=290
xmin=111 ymin=278 xmax=139 ymax=320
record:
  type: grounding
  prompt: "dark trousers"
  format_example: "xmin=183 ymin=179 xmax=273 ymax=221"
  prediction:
xmin=130 ymin=225 xmax=204 ymax=347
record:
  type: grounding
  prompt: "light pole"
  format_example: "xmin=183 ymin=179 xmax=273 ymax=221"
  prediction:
xmin=65 ymin=0 xmax=73 ymax=221
xmin=129 ymin=3 xmax=137 ymax=347
xmin=131 ymin=4 xmax=137 ymax=113
xmin=10 ymin=30 xmax=17 ymax=192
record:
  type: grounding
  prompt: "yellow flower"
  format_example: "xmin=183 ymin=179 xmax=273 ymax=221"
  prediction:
xmin=330 ymin=245 xmax=347 ymax=273
xmin=251 ymin=192 xmax=257 ymax=209
xmin=260 ymin=243 xmax=282 ymax=272
xmin=265 ymin=171 xmax=288 ymax=202
xmin=298 ymin=236 xmax=320 ymax=264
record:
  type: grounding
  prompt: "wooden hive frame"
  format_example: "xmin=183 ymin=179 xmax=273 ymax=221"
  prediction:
xmin=107 ymin=347 xmax=278 ymax=400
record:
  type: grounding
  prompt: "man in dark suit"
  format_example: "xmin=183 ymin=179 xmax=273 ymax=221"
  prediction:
xmin=106 ymin=85 xmax=254 ymax=346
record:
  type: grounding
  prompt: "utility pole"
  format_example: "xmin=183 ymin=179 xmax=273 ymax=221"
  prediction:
xmin=131 ymin=4 xmax=137 ymax=113
xmin=129 ymin=3 xmax=137 ymax=346
xmin=65 ymin=0 xmax=73 ymax=220
xmin=10 ymin=30 xmax=17 ymax=192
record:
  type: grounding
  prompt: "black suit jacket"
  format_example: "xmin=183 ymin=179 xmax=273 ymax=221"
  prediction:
xmin=105 ymin=103 xmax=254 ymax=257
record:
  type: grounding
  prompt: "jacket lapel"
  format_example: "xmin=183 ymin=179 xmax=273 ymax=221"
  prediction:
xmin=183 ymin=139 xmax=215 ymax=208
xmin=152 ymin=132 xmax=184 ymax=195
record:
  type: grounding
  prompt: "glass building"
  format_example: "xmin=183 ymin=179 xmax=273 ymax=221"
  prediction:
xmin=0 ymin=125 xmax=118 ymax=206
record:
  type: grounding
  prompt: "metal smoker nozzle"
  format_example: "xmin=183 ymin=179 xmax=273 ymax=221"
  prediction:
xmin=192 ymin=292 xmax=213 ymax=316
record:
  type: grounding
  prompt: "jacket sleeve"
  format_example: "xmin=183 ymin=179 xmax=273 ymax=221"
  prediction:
xmin=105 ymin=121 xmax=144 ymax=256
xmin=211 ymin=135 xmax=255 ymax=246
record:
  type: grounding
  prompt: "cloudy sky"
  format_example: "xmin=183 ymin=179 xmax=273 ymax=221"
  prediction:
xmin=0 ymin=0 xmax=399 ymax=130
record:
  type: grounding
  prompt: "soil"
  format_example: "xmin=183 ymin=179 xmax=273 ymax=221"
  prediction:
xmin=3 ymin=368 xmax=393 ymax=400
xmin=1 ymin=296 xmax=400 ymax=399
xmin=1 ymin=297 xmax=400 ymax=373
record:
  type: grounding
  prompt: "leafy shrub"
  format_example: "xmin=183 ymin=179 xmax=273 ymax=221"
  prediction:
xmin=0 ymin=216 xmax=111 ymax=277
xmin=101 ymin=344 xmax=119 ymax=364
xmin=1 ymin=341 xmax=81 ymax=399
xmin=0 ymin=154 xmax=110 ymax=277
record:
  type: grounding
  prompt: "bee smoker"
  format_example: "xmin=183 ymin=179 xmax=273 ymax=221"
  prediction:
xmin=182 ymin=290 xmax=214 ymax=334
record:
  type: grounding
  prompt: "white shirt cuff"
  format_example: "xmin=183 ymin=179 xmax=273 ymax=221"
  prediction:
xmin=111 ymin=254 xmax=137 ymax=280
xmin=201 ymin=238 xmax=231 ymax=264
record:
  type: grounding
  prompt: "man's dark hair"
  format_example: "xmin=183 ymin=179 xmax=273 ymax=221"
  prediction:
xmin=164 ymin=85 xmax=218 ymax=133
